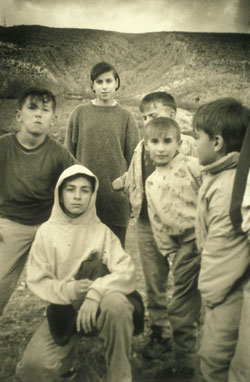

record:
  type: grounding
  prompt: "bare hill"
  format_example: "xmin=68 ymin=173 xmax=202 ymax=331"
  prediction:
xmin=0 ymin=25 xmax=250 ymax=106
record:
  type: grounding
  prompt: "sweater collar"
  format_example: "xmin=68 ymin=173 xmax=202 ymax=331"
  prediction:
xmin=202 ymin=152 xmax=239 ymax=175
xmin=91 ymin=99 xmax=117 ymax=106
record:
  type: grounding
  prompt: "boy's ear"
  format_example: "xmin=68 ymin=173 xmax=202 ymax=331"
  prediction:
xmin=50 ymin=114 xmax=57 ymax=127
xmin=115 ymin=78 xmax=119 ymax=91
xmin=16 ymin=109 xmax=22 ymax=122
xmin=144 ymin=140 xmax=149 ymax=151
xmin=170 ymin=109 xmax=176 ymax=119
xmin=213 ymin=135 xmax=224 ymax=152
xmin=90 ymin=81 xmax=95 ymax=92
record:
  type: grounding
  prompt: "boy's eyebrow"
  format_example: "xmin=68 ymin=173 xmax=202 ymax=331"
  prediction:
xmin=64 ymin=183 xmax=92 ymax=189
xmin=27 ymin=98 xmax=52 ymax=108
xmin=27 ymin=101 xmax=38 ymax=107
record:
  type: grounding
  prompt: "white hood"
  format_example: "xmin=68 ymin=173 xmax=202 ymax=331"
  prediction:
xmin=50 ymin=164 xmax=99 ymax=226
xmin=27 ymin=164 xmax=136 ymax=305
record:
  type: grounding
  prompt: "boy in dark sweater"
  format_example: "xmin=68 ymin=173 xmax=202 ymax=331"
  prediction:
xmin=64 ymin=62 xmax=139 ymax=246
xmin=0 ymin=87 xmax=76 ymax=316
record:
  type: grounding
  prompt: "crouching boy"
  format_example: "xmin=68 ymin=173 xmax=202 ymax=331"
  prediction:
xmin=16 ymin=164 xmax=143 ymax=382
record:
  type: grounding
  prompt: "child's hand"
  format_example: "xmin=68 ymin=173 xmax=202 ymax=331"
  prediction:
xmin=112 ymin=177 xmax=125 ymax=191
xmin=74 ymin=279 xmax=93 ymax=300
xmin=76 ymin=298 xmax=99 ymax=333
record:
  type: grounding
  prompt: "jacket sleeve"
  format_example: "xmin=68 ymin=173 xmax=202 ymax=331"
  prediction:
xmin=86 ymin=228 xmax=137 ymax=303
xmin=27 ymin=230 xmax=77 ymax=304
xmin=199 ymin=180 xmax=250 ymax=307
xmin=114 ymin=141 xmax=142 ymax=193
xmin=124 ymin=111 xmax=139 ymax=166
xmin=181 ymin=134 xmax=197 ymax=157
xmin=112 ymin=172 xmax=128 ymax=191
xmin=187 ymin=158 xmax=202 ymax=189
xmin=64 ymin=107 xmax=80 ymax=157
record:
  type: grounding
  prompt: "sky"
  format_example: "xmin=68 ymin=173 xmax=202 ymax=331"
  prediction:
xmin=0 ymin=0 xmax=250 ymax=34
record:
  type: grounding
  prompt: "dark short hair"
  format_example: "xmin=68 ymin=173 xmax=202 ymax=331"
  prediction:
xmin=59 ymin=173 xmax=96 ymax=198
xmin=144 ymin=117 xmax=181 ymax=142
xmin=140 ymin=91 xmax=176 ymax=113
xmin=193 ymin=97 xmax=250 ymax=153
xmin=90 ymin=61 xmax=120 ymax=90
xmin=18 ymin=87 xmax=56 ymax=112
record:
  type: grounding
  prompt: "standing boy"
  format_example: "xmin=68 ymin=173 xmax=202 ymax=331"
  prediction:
xmin=64 ymin=62 xmax=139 ymax=246
xmin=0 ymin=87 xmax=76 ymax=316
xmin=144 ymin=117 xmax=201 ymax=377
xmin=16 ymin=164 xmax=138 ymax=382
xmin=193 ymin=98 xmax=250 ymax=382
xmin=113 ymin=91 xmax=197 ymax=358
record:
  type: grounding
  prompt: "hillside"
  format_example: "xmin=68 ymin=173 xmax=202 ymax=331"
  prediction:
xmin=0 ymin=25 xmax=250 ymax=106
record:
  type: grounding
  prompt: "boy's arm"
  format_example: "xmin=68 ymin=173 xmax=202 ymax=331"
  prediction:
xmin=112 ymin=140 xmax=142 ymax=191
xmin=59 ymin=144 xmax=78 ymax=169
xmin=187 ymin=157 xmax=202 ymax=189
xmin=242 ymin=169 xmax=250 ymax=243
xmin=180 ymin=134 xmax=197 ymax=157
xmin=124 ymin=112 xmax=139 ymax=166
xmin=64 ymin=107 xmax=79 ymax=156
xmin=27 ymin=230 xmax=78 ymax=305
xmin=199 ymin=179 xmax=250 ymax=308
xmin=85 ymin=229 xmax=136 ymax=303
xmin=112 ymin=172 xmax=128 ymax=191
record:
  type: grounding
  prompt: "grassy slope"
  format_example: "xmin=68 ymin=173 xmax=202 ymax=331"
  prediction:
xmin=0 ymin=26 xmax=250 ymax=106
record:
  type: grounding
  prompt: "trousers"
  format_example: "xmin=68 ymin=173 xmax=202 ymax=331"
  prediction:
xmin=0 ymin=217 xmax=38 ymax=316
xmin=168 ymin=238 xmax=201 ymax=366
xmin=136 ymin=217 xmax=171 ymax=337
xmin=16 ymin=292 xmax=134 ymax=382
xmin=228 ymin=277 xmax=250 ymax=382
xmin=200 ymin=276 xmax=247 ymax=382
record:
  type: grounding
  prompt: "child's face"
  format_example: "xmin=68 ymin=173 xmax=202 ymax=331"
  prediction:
xmin=142 ymin=102 xmax=176 ymax=125
xmin=16 ymin=96 xmax=55 ymax=137
xmin=145 ymin=130 xmax=181 ymax=166
xmin=61 ymin=176 xmax=93 ymax=218
xmin=195 ymin=129 xmax=217 ymax=166
xmin=92 ymin=71 xmax=118 ymax=105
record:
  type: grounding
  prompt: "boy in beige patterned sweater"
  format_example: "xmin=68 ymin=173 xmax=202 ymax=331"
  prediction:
xmin=145 ymin=116 xmax=201 ymax=378
xmin=112 ymin=91 xmax=197 ymax=360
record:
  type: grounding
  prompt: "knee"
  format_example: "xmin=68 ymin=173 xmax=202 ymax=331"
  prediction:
xmin=16 ymin=349 xmax=59 ymax=382
xmin=16 ymin=351 xmax=42 ymax=381
xmin=199 ymin=331 xmax=233 ymax=373
xmin=100 ymin=293 xmax=133 ymax=322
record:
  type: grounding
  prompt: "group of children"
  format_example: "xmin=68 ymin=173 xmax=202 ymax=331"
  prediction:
xmin=0 ymin=60 xmax=250 ymax=382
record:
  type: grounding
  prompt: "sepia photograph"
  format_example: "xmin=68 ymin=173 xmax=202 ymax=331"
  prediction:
xmin=0 ymin=1 xmax=250 ymax=381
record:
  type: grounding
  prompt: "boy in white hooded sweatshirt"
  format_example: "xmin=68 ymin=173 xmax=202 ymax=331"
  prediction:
xmin=16 ymin=164 xmax=140 ymax=382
